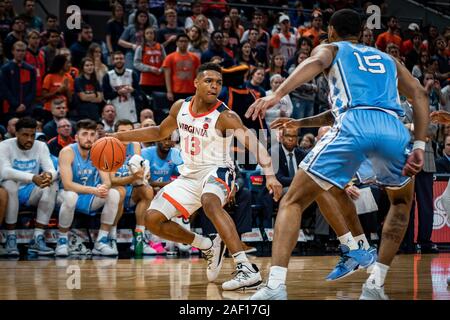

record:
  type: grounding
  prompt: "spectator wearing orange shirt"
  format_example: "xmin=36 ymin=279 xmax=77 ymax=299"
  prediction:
xmin=162 ymin=33 xmax=200 ymax=102
xmin=271 ymin=15 xmax=298 ymax=64
xmin=134 ymin=26 xmax=166 ymax=95
xmin=300 ymin=10 xmax=326 ymax=48
xmin=41 ymin=54 xmax=74 ymax=112
xmin=375 ymin=16 xmax=402 ymax=52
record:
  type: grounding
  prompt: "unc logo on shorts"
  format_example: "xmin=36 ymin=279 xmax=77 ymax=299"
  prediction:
xmin=433 ymin=195 xmax=450 ymax=229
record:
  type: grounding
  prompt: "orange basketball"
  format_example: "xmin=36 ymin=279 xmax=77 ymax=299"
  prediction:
xmin=90 ymin=137 xmax=126 ymax=172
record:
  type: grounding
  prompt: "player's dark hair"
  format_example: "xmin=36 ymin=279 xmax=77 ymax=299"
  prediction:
xmin=76 ymin=119 xmax=97 ymax=132
xmin=114 ymin=119 xmax=134 ymax=132
xmin=329 ymin=9 xmax=361 ymax=38
xmin=197 ymin=63 xmax=222 ymax=77
xmin=15 ymin=117 xmax=37 ymax=132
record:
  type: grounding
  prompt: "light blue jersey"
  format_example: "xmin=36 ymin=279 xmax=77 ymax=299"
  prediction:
xmin=327 ymin=41 xmax=404 ymax=117
xmin=70 ymin=143 xmax=100 ymax=187
xmin=141 ymin=146 xmax=183 ymax=183
xmin=69 ymin=143 xmax=101 ymax=215
xmin=115 ymin=143 xmax=135 ymax=178
xmin=300 ymin=41 xmax=412 ymax=189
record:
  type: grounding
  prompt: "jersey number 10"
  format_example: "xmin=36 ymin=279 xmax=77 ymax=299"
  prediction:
xmin=353 ymin=52 xmax=386 ymax=74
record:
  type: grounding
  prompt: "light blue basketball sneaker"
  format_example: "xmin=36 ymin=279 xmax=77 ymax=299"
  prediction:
xmin=326 ymin=244 xmax=375 ymax=281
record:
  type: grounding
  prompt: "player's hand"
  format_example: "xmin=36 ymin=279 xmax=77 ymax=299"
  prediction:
xmin=167 ymin=92 xmax=174 ymax=102
xmin=430 ymin=110 xmax=450 ymax=125
xmin=32 ymin=174 xmax=49 ymax=188
xmin=270 ymin=117 xmax=301 ymax=130
xmin=266 ymin=175 xmax=283 ymax=202
xmin=40 ymin=172 xmax=53 ymax=187
xmin=132 ymin=168 xmax=145 ymax=180
xmin=96 ymin=184 xmax=109 ymax=198
xmin=402 ymin=149 xmax=424 ymax=177
xmin=245 ymin=93 xmax=281 ymax=121
xmin=345 ymin=185 xmax=360 ymax=201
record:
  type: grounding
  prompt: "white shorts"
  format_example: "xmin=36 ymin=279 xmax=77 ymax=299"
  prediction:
xmin=149 ymin=167 xmax=235 ymax=220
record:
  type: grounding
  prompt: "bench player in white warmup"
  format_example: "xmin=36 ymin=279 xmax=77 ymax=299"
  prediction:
xmin=113 ymin=62 xmax=282 ymax=290
xmin=0 ymin=117 xmax=58 ymax=256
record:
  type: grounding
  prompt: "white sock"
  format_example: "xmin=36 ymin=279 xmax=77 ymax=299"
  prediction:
xmin=6 ymin=230 xmax=15 ymax=236
xmin=232 ymin=251 xmax=249 ymax=264
xmin=109 ymin=226 xmax=117 ymax=240
xmin=191 ymin=233 xmax=212 ymax=250
xmin=58 ymin=231 xmax=68 ymax=240
xmin=267 ymin=266 xmax=288 ymax=289
xmin=136 ymin=225 xmax=145 ymax=232
xmin=354 ymin=234 xmax=370 ymax=250
xmin=338 ymin=232 xmax=358 ymax=250
xmin=366 ymin=262 xmax=389 ymax=288
xmin=97 ymin=230 xmax=109 ymax=241
xmin=33 ymin=228 xmax=44 ymax=238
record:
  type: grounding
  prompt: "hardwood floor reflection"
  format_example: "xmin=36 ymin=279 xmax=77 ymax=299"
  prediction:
xmin=0 ymin=254 xmax=449 ymax=300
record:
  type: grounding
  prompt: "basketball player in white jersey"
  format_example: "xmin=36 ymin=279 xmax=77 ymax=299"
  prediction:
xmin=0 ymin=117 xmax=58 ymax=256
xmin=430 ymin=110 xmax=450 ymax=214
xmin=112 ymin=63 xmax=283 ymax=290
xmin=55 ymin=119 xmax=120 ymax=257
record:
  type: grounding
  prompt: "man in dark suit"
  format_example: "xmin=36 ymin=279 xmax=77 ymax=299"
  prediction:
xmin=435 ymin=135 xmax=450 ymax=173
xmin=260 ymin=127 xmax=306 ymax=227
xmin=401 ymin=99 xmax=438 ymax=253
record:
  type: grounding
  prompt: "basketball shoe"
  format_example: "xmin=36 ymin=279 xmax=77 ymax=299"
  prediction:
xmin=249 ymin=283 xmax=287 ymax=300
xmin=28 ymin=234 xmax=54 ymax=256
xmin=55 ymin=237 xmax=69 ymax=257
xmin=5 ymin=234 xmax=19 ymax=256
xmin=326 ymin=244 xmax=375 ymax=281
xmin=201 ymin=234 xmax=226 ymax=282
xmin=359 ymin=283 xmax=389 ymax=300
xmin=222 ymin=262 xmax=262 ymax=291
xmin=92 ymin=236 xmax=117 ymax=256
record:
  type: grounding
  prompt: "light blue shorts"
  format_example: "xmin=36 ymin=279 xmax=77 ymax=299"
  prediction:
xmin=300 ymin=108 xmax=411 ymax=189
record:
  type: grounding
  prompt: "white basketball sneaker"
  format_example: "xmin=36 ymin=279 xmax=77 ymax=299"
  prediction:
xmin=201 ymin=234 xmax=227 ymax=282
xmin=222 ymin=262 xmax=263 ymax=291
xmin=55 ymin=237 xmax=69 ymax=257
xmin=68 ymin=235 xmax=91 ymax=255
xmin=249 ymin=283 xmax=287 ymax=300
xmin=92 ymin=237 xmax=117 ymax=256
xmin=359 ymin=283 xmax=389 ymax=300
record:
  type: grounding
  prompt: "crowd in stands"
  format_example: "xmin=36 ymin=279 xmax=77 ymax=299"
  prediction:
xmin=0 ymin=0 xmax=449 ymax=257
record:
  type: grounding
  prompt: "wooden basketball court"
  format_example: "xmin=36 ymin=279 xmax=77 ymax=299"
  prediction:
xmin=0 ymin=253 xmax=449 ymax=300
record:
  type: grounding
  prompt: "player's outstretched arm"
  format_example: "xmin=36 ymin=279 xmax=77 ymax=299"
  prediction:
xmin=395 ymin=59 xmax=429 ymax=176
xmin=112 ymin=100 xmax=182 ymax=143
xmin=430 ymin=110 xmax=450 ymax=125
xmin=245 ymin=44 xmax=335 ymax=120
xmin=218 ymin=110 xmax=283 ymax=201
xmin=270 ymin=110 xmax=335 ymax=130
